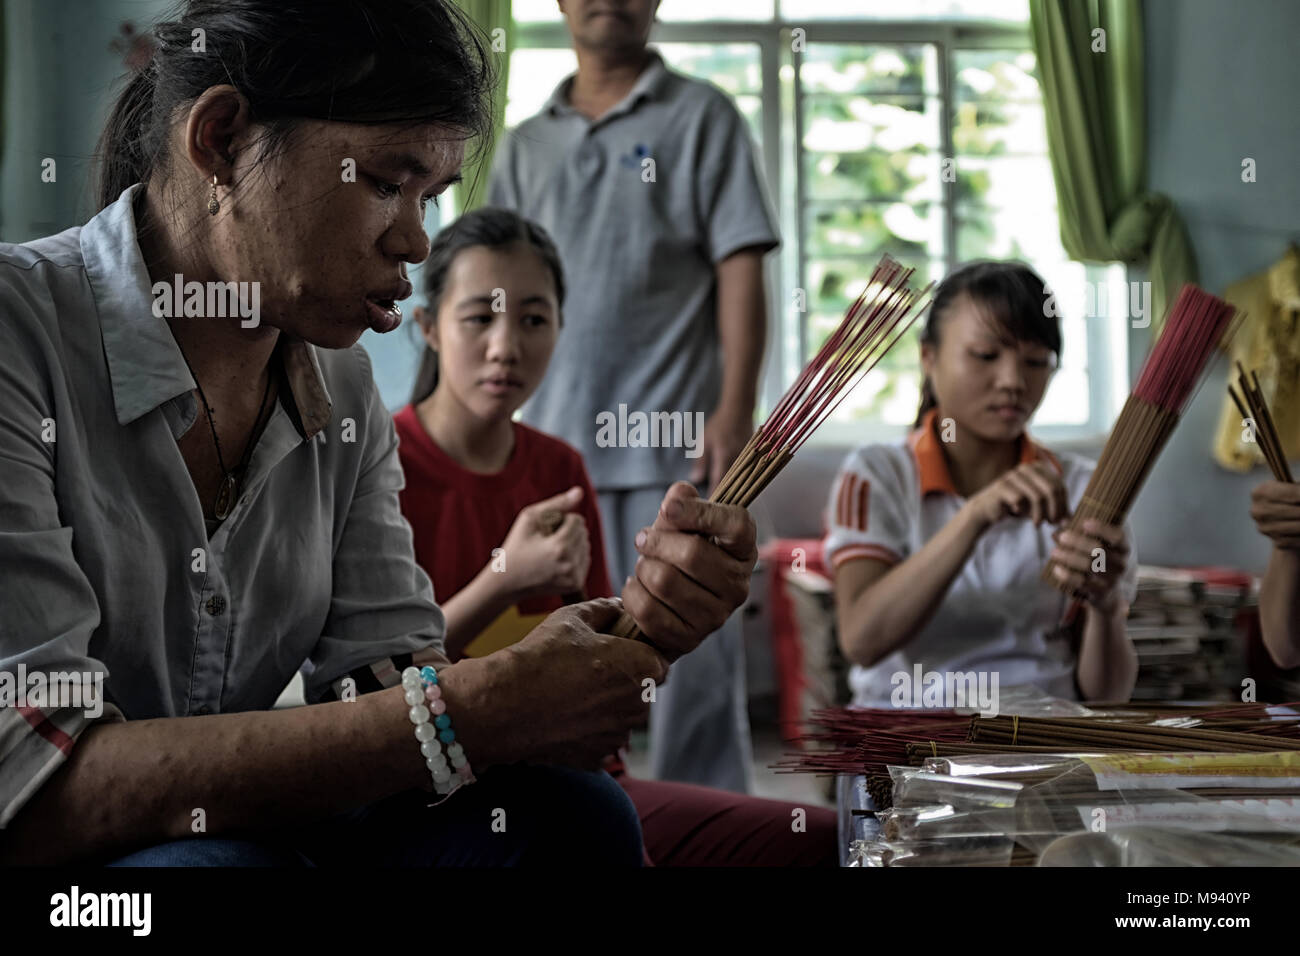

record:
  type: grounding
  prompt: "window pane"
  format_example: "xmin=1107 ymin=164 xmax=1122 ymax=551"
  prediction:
xmin=803 ymin=94 xmax=943 ymax=199
xmin=658 ymin=0 xmax=775 ymax=20
xmin=955 ymin=200 xmax=1067 ymax=262
xmin=512 ymin=0 xmax=562 ymax=22
xmin=800 ymin=44 xmax=939 ymax=97
xmin=804 ymin=258 xmax=941 ymax=429
xmin=1033 ymin=259 xmax=1093 ymax=427
xmin=953 ymin=100 xmax=1047 ymax=156
xmin=953 ymin=49 xmax=1041 ymax=102
xmin=503 ymin=48 xmax=577 ymax=127
xmin=785 ymin=0 xmax=1028 ymax=21
xmin=806 ymin=258 xmax=942 ymax=322
xmin=658 ymin=43 xmax=763 ymax=144
xmin=955 ymin=155 xmax=1057 ymax=211
xmin=806 ymin=202 xmax=943 ymax=259
xmin=952 ymin=50 xmax=1046 ymax=157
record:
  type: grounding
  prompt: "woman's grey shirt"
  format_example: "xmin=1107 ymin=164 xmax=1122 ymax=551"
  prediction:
xmin=0 ymin=184 xmax=445 ymax=828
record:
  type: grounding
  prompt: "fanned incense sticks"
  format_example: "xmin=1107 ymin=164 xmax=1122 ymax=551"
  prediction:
xmin=1043 ymin=284 xmax=1237 ymax=593
xmin=1229 ymin=362 xmax=1294 ymax=482
xmin=611 ymin=255 xmax=932 ymax=642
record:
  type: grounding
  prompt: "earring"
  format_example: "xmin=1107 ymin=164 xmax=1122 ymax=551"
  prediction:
xmin=207 ymin=173 xmax=220 ymax=216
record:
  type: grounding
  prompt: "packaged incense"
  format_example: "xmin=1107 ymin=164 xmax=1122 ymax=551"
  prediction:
xmin=854 ymin=834 xmax=1019 ymax=867
xmin=878 ymin=803 xmax=1019 ymax=841
xmin=890 ymin=772 xmax=1023 ymax=811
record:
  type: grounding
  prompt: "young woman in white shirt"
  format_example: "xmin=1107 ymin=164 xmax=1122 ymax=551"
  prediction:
xmin=825 ymin=261 xmax=1139 ymax=708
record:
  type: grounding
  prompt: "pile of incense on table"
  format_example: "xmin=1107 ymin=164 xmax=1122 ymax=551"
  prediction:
xmin=790 ymin=700 xmax=1300 ymax=866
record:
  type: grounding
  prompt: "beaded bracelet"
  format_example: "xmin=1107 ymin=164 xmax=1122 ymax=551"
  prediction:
xmin=401 ymin=665 xmax=475 ymax=798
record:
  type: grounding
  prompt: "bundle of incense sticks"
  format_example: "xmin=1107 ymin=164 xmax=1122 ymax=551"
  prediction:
xmin=611 ymin=255 xmax=932 ymax=642
xmin=775 ymin=701 xmax=1300 ymax=778
xmin=1229 ymin=362 xmax=1294 ymax=481
xmin=773 ymin=707 xmax=970 ymax=777
xmin=968 ymin=715 xmax=1300 ymax=754
xmin=1043 ymin=283 xmax=1238 ymax=593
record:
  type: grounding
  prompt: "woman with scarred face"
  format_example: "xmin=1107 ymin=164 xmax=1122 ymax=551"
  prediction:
xmin=0 ymin=0 xmax=756 ymax=866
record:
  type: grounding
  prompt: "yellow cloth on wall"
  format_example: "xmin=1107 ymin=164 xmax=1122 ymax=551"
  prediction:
xmin=1213 ymin=245 xmax=1300 ymax=472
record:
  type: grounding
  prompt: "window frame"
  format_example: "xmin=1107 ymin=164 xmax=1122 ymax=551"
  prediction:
xmin=511 ymin=16 xmax=1121 ymax=447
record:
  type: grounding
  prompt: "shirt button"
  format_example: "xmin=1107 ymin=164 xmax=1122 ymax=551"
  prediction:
xmin=205 ymin=595 xmax=226 ymax=616
xmin=196 ymin=705 xmax=212 ymax=716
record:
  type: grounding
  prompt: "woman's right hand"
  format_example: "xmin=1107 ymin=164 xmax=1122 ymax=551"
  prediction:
xmin=496 ymin=486 xmax=591 ymax=601
xmin=964 ymin=461 xmax=1070 ymax=530
xmin=439 ymin=598 xmax=668 ymax=769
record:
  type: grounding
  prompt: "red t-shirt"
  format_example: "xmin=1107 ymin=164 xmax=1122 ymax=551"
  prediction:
xmin=393 ymin=404 xmax=614 ymax=659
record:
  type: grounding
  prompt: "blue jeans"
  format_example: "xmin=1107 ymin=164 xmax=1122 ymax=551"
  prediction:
xmin=106 ymin=765 xmax=643 ymax=867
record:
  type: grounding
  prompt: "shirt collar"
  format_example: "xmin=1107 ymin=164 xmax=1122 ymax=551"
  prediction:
xmin=545 ymin=48 xmax=670 ymax=119
xmin=907 ymin=408 xmax=1058 ymax=497
xmin=82 ymin=184 xmax=333 ymax=439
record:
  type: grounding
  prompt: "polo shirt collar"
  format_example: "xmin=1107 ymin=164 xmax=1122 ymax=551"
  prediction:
xmin=907 ymin=408 xmax=1058 ymax=497
xmin=82 ymin=184 xmax=333 ymax=439
xmin=545 ymin=48 xmax=670 ymax=120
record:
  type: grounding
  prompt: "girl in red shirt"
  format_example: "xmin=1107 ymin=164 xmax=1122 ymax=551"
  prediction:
xmin=394 ymin=207 xmax=835 ymax=866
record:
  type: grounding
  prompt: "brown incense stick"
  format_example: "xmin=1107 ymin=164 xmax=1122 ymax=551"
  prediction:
xmin=1230 ymin=362 xmax=1293 ymax=482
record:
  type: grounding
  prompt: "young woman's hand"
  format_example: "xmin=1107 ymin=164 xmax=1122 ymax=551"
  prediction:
xmin=622 ymin=482 xmax=757 ymax=661
xmin=496 ymin=486 xmax=591 ymax=601
xmin=1251 ymin=480 xmax=1300 ymax=549
xmin=1049 ymin=518 xmax=1131 ymax=611
xmin=443 ymin=598 xmax=667 ymax=769
xmin=964 ymin=461 xmax=1070 ymax=530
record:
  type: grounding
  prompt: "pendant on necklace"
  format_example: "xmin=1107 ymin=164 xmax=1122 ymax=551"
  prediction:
xmin=214 ymin=474 xmax=237 ymax=520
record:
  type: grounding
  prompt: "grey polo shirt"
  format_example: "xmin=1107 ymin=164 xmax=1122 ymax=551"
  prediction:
xmin=488 ymin=49 xmax=780 ymax=490
xmin=0 ymin=184 xmax=445 ymax=828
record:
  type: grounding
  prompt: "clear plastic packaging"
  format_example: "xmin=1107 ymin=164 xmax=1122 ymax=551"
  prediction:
xmin=889 ymin=772 xmax=1023 ymax=811
xmin=1037 ymin=827 xmax=1300 ymax=866
xmin=853 ymin=834 xmax=1018 ymax=867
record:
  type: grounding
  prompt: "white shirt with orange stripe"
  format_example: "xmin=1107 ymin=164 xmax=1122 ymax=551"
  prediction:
xmin=823 ymin=410 xmax=1138 ymax=707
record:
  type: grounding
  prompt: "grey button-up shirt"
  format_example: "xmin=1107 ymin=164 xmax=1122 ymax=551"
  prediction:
xmin=0 ymin=184 xmax=444 ymax=827
xmin=488 ymin=50 xmax=780 ymax=490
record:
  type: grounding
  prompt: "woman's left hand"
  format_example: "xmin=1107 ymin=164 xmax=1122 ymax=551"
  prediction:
xmin=621 ymin=482 xmax=757 ymax=661
xmin=1250 ymin=480 xmax=1300 ymax=549
xmin=1049 ymin=518 xmax=1130 ymax=611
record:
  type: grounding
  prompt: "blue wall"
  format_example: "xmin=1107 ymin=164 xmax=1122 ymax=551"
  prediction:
xmin=1128 ymin=0 xmax=1300 ymax=572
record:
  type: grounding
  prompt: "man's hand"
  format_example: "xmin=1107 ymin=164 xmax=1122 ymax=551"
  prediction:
xmin=688 ymin=404 xmax=754 ymax=494
xmin=621 ymin=482 xmax=757 ymax=661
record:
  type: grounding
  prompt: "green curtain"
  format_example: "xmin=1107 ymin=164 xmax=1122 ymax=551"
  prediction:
xmin=1029 ymin=0 xmax=1197 ymax=330
xmin=453 ymin=0 xmax=512 ymax=213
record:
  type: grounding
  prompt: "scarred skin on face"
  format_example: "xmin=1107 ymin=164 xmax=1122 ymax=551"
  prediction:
xmin=216 ymin=122 xmax=465 ymax=348
xmin=145 ymin=84 xmax=466 ymax=352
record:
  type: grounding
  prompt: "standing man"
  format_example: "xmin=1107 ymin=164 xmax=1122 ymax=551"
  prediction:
xmin=488 ymin=0 xmax=779 ymax=791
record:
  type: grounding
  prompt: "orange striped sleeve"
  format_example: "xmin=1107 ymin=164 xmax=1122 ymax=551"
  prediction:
xmin=830 ymin=543 xmax=902 ymax=568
